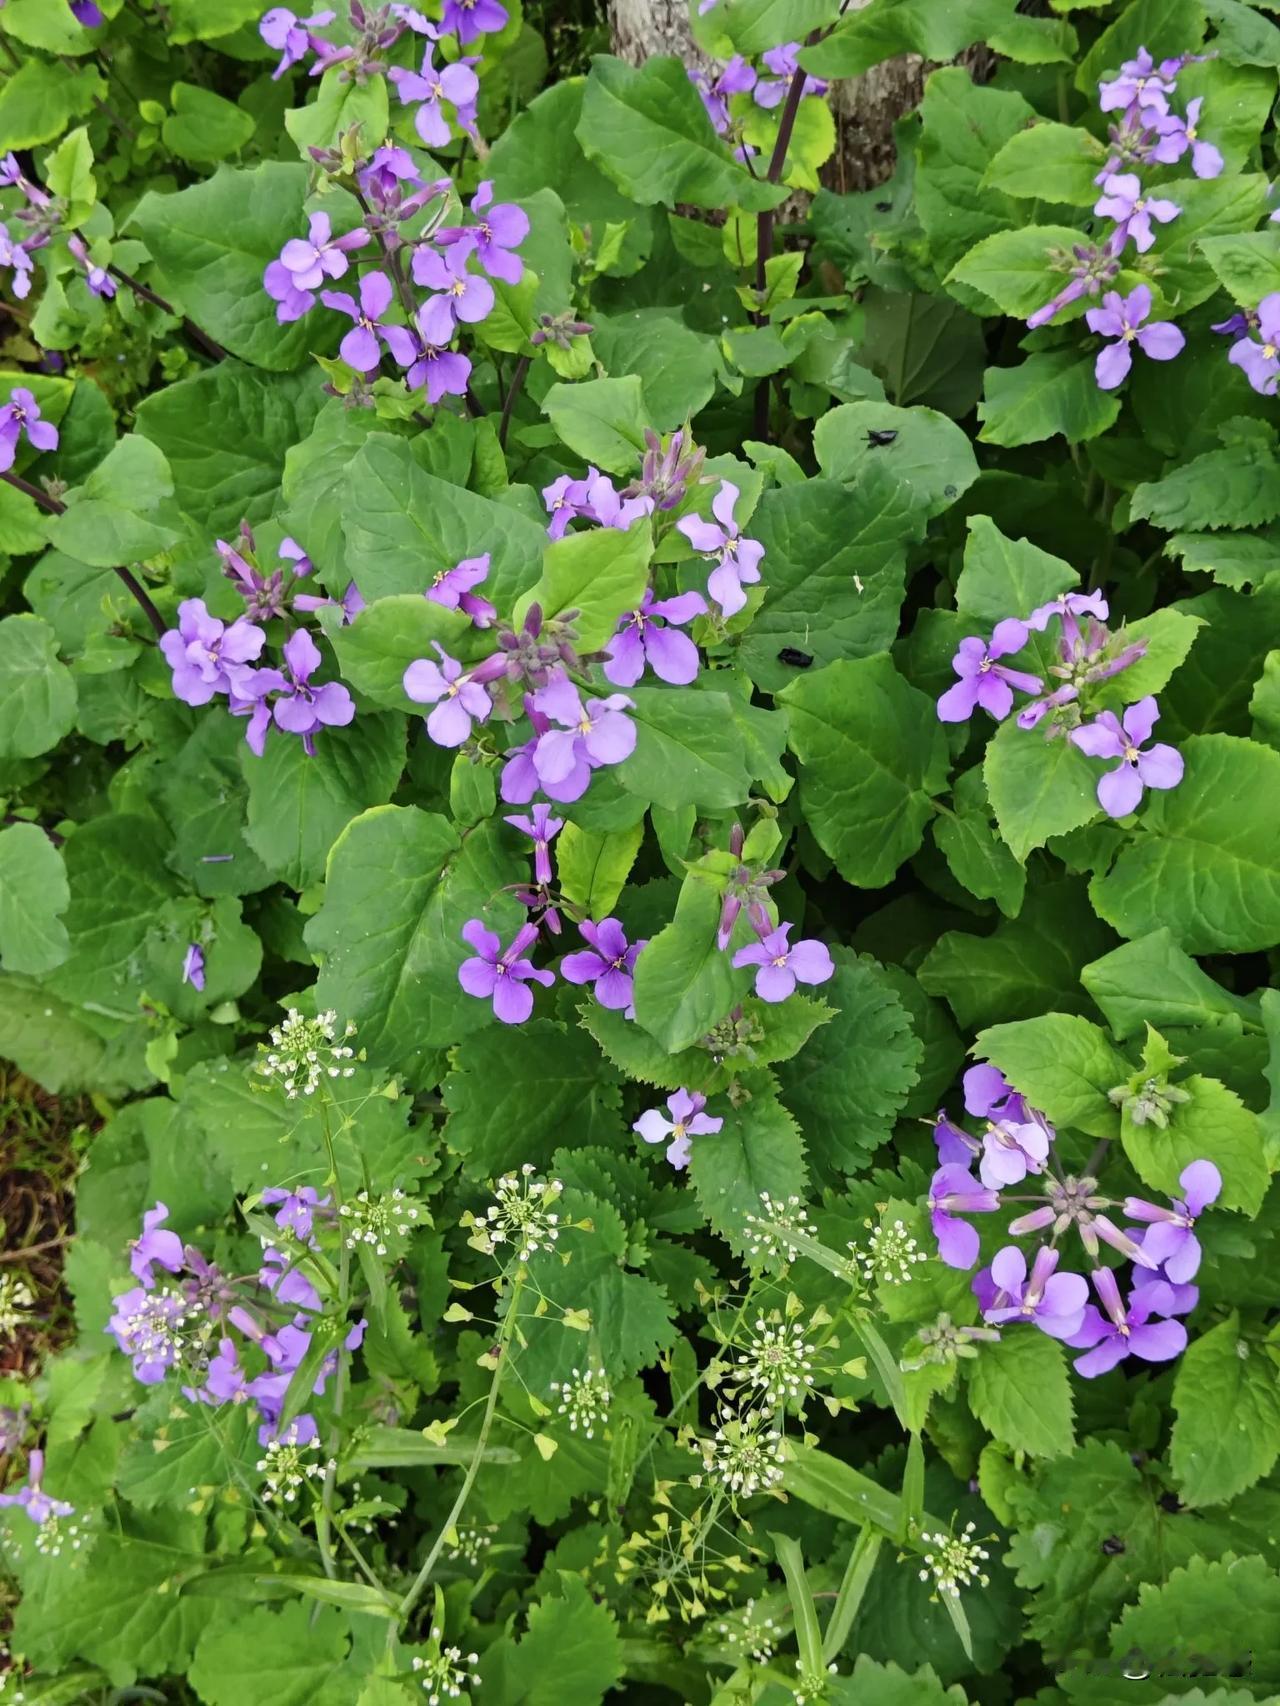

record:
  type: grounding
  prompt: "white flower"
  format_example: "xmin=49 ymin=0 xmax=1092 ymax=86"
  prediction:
xmin=714 ymin=1597 xmax=780 ymax=1663
xmin=338 ymin=1187 xmax=423 ymax=1255
xmin=743 ymin=1192 xmax=813 ymax=1268
xmin=412 ymin=1628 xmax=480 ymax=1703
xmin=473 ymin=1165 xmax=563 ymax=1262
xmin=255 ymin=1426 xmax=334 ymax=1505
xmin=549 ymin=1367 xmax=611 ymax=1438
xmin=257 ymin=1008 xmax=357 ymax=1098
xmin=850 ymin=1216 xmax=927 ymax=1286
xmin=737 ymin=1319 xmax=815 ymax=1408
xmin=699 ymin=1409 xmax=785 ymax=1498
xmin=916 ymin=1520 xmax=991 ymax=1598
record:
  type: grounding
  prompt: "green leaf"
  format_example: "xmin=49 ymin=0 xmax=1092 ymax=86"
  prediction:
xmin=0 ymin=615 xmax=76 ymax=760
xmin=591 ymin=312 xmax=722 ymax=430
xmin=189 ymin=1603 xmax=352 ymax=1706
xmin=1146 ymin=172 xmax=1272 ymax=311
xmin=1171 ymin=1314 xmax=1280 ymax=1507
xmin=541 ymin=376 xmax=648 ymax=477
xmin=1122 ymin=1072 xmax=1268 ymax=1215
xmin=166 ymin=0 xmax=264 ymax=40
xmin=131 ymin=164 xmax=354 ymax=371
xmin=805 ymin=0 xmax=1025 ymax=79
xmin=632 ymin=858 xmax=752 ymax=1052
xmin=1075 ymin=0 xmax=1206 ymax=94
xmin=444 ymin=1019 xmax=624 ymax=1178
xmin=162 ymin=81 xmax=255 ymax=162
xmin=955 ymin=516 xmax=1077 ymax=625
xmin=308 ymin=806 xmax=528 ymax=1083
xmin=0 ymin=972 xmax=126 ymax=1096
xmin=974 ymin=1013 xmax=1130 ymax=1137
xmin=774 ymin=952 xmax=922 ymax=1173
xmin=1091 ymin=608 xmax=1203 ymax=707
xmin=968 ymin=1330 xmax=1075 ymax=1458
xmin=617 ymin=687 xmax=752 ymax=812
xmin=341 ymin=434 xmax=546 ymax=607
xmin=44 ymin=126 xmax=96 ymax=224
xmin=116 ymin=1397 xmax=256 ymax=1511
xmin=0 ymin=59 xmax=102 ymax=151
xmin=556 ymin=820 xmax=644 ymax=918
xmin=490 ymin=1576 xmax=625 ymax=1706
xmin=1205 ymin=0 xmax=1280 ymax=65
xmin=1131 ymin=426 xmax=1280 ymax=531
xmin=913 ymin=69 xmax=1035 ymax=274
xmin=242 ymin=712 xmax=405 ymax=891
xmin=575 ymin=54 xmax=786 ymax=215
xmin=781 ymin=655 xmax=951 ymax=888
xmin=284 ymin=67 xmax=388 ymax=158
xmin=48 ymin=435 xmax=183 ymax=567
xmin=689 ymin=1088 xmax=808 ymax=1251
xmin=932 ymin=766 xmax=1026 ymax=918
xmin=736 ymin=471 xmax=913 ymax=693
xmin=813 ymin=400 xmax=978 ymax=520
xmin=2 ymin=0 xmax=97 ymax=53
xmin=984 ymin=719 xmax=1102 ymax=863
xmin=156 ymin=714 xmax=274 ymax=899
xmin=517 ymin=520 xmax=651 ymax=651
xmin=946 ymin=224 xmax=1090 ymax=317
xmin=1199 ymin=229 xmax=1280 ymax=305
xmin=1090 ymin=735 xmax=1280 ymax=954
xmin=981 ymin=120 xmax=1104 ymax=203
xmin=332 ymin=595 xmax=478 ymax=710
xmin=716 ymin=0 xmax=842 ymax=55
xmin=977 ymin=351 xmax=1122 ymax=448
xmin=1082 ymin=929 xmax=1260 ymax=1041
xmin=1107 ymin=1555 xmax=1280 ymax=1679
xmin=0 ymin=823 xmax=70 ymax=976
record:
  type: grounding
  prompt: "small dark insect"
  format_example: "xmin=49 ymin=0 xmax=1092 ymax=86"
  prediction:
xmin=943 ymin=483 xmax=957 ymax=498
xmin=1159 ymin=1492 xmax=1184 ymax=1514
xmin=875 ymin=200 xmax=892 ymax=212
xmin=778 ymin=647 xmax=814 ymax=668
xmin=1101 ymin=1536 xmax=1126 ymax=1556
xmin=866 ymin=429 xmax=898 ymax=447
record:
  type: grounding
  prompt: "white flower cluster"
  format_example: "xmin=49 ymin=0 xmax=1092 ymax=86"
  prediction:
xmin=850 ymin=1216 xmax=927 ymax=1286
xmin=34 ymin=1511 xmax=89 ymax=1559
xmin=255 ymin=1427 xmax=334 ymax=1505
xmin=476 ymin=1165 xmax=563 ymax=1262
xmin=550 ymin=1366 xmax=612 ymax=1438
xmin=412 ymin=1629 xmax=480 ymax=1704
xmin=446 ymin=1524 xmax=495 ymax=1567
xmin=338 ymin=1187 xmax=422 ymax=1255
xmin=743 ymin=1192 xmax=813 ymax=1268
xmin=714 ymin=1597 xmax=780 ymax=1663
xmin=699 ymin=1409 xmax=785 ymax=1499
xmin=917 ymin=1520 xmax=991 ymax=1599
xmin=257 ymin=1008 xmax=357 ymax=1099
xmin=737 ymin=1319 xmax=815 ymax=1408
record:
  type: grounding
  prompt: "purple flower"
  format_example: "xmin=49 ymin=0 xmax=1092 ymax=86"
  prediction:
xmin=1124 ymin=1159 xmax=1221 ymax=1284
xmin=264 ymin=211 xmax=367 ymax=322
xmin=0 ymin=1451 xmax=73 ymax=1526
xmin=978 ymin=1115 xmax=1052 ymax=1190
xmin=634 ymin=1088 xmax=722 ymax=1170
xmin=359 ymin=144 xmax=422 ymax=201
xmin=962 ymin=1064 xmax=1027 ymax=1121
xmin=441 ymin=0 xmax=508 ymax=42
xmin=181 ymin=944 xmax=205 ymax=992
xmin=1085 ymin=284 xmax=1184 ymax=389
xmin=936 ymin=620 xmax=1042 ymax=723
xmin=1098 ymin=48 xmax=1177 ymax=116
xmin=438 ymin=181 xmax=529 ymax=284
xmin=1069 ymin=696 xmax=1184 ymax=818
xmin=754 ymin=42 xmax=827 ymax=108
xmin=603 ymin=589 xmax=706 ymax=687
xmin=407 ymin=340 xmax=473 ymax=404
xmin=258 ymin=1245 xmax=321 ymax=1313
xmin=974 ymin=1245 xmax=1090 ymax=1340
xmin=1227 ymin=291 xmax=1280 ymax=395
xmin=66 ymin=233 xmax=115 ymax=298
xmin=457 ymin=918 xmax=554 ymax=1023
xmin=427 ymin=553 xmax=496 ymax=627
xmin=200 ymin=1338 xmax=252 ymax=1406
xmin=293 ymin=581 xmax=364 ymax=623
xmin=732 ymin=923 xmax=834 ymax=1003
xmin=390 ymin=47 xmax=479 ymax=148
xmin=131 ymin=1203 xmax=184 ymax=1288
xmin=108 ymin=1286 xmax=188 ymax=1384
xmin=1068 ymin=1267 xmax=1188 ymax=1377
xmin=584 ymin=469 xmax=655 ymax=532
xmin=0 ymin=222 xmax=34 ymax=301
xmin=933 ymin=1112 xmax=980 ymax=1168
xmin=561 ymin=917 xmax=645 ymax=1014
xmin=504 ymin=802 xmax=562 ymax=885
xmin=629 ymin=428 xmax=705 ymax=512
xmin=413 ymin=244 xmax=495 ymax=345
xmin=404 ymin=643 xmax=495 ymax=747
xmin=1148 ymin=96 xmax=1223 ymax=178
xmin=1094 ymin=172 xmax=1180 ymax=254
xmin=69 ymin=0 xmax=105 ymax=22
xmin=160 ymin=599 xmax=265 ymax=706
xmin=260 ymin=5 xmax=335 ymax=76
xmin=529 ymin=671 xmax=636 ymax=790
xmin=542 ymin=471 xmax=594 ymax=540
xmin=261 ymin=1185 xmax=330 ymax=1244
xmin=245 ymin=630 xmax=355 ymax=757
xmin=676 ymin=481 xmax=765 ymax=618
xmin=1025 ymin=590 xmax=1110 ymax=633
xmin=0 ymin=387 xmax=58 ymax=473
xmin=1025 ymin=234 xmax=1125 ymax=330
xmin=322 ymin=271 xmax=416 ymax=372
xmin=928 ymin=1164 xmax=1000 ymax=1269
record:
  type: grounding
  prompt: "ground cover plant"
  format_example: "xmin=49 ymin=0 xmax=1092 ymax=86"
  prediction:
xmin=1 ymin=0 xmax=1280 ymax=1699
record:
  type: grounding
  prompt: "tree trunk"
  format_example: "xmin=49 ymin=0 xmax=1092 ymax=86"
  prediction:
xmin=608 ymin=0 xmax=715 ymax=71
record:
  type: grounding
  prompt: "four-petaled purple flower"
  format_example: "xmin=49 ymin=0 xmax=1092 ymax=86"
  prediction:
xmin=962 ymin=1063 xmax=1029 ymax=1122
xmin=0 ymin=387 xmax=58 ymax=473
xmin=322 ymin=270 xmax=416 ymax=373
xmin=244 ymin=629 xmax=355 ymax=757
xmin=974 ymin=1245 xmax=1090 ymax=1340
xmin=732 ymin=923 xmax=834 ymax=1004
xmin=67 ymin=234 xmax=115 ymax=299
xmin=1025 ymin=590 xmax=1110 ymax=633
xmin=131 ymin=1202 xmax=184 ymax=1288
xmin=543 ymin=471 xmax=593 ymax=540
xmin=404 ymin=643 xmax=495 ymax=747
xmin=1227 ymin=291 xmax=1280 ymax=395
xmin=1094 ymin=172 xmax=1180 ymax=253
xmin=928 ymin=1165 xmax=1001 ymax=1269
xmin=0 ymin=1450 xmax=73 ymax=1526
xmin=676 ymin=481 xmax=765 ymax=618
xmin=603 ymin=589 xmax=707 ymax=687
xmin=1124 ymin=1159 xmax=1221 ymax=1283
xmin=1068 ymin=696 xmax=1184 ymax=818
xmin=529 ymin=672 xmax=636 ymax=794
xmin=441 ymin=0 xmax=508 ymax=43
xmin=634 ymin=1088 xmax=722 ymax=1170
xmin=1085 ymin=284 xmax=1184 ymax=389
xmin=261 ymin=1185 xmax=331 ymax=1243
xmin=1098 ymin=48 xmax=1177 ymax=115
xmin=407 ymin=339 xmax=472 ymax=404
xmin=978 ymin=1114 xmax=1052 ymax=1190
xmin=181 ymin=943 xmax=205 ymax=992
xmin=413 ymin=244 xmax=495 ymax=345
xmin=1068 ymin=1266 xmax=1188 ymax=1377
xmin=457 ymin=918 xmax=554 ymax=1023
xmin=160 ymin=598 xmax=265 ymax=706
xmin=936 ymin=619 xmax=1042 ymax=723
xmin=439 ymin=180 xmax=529 ymax=284
xmin=1149 ymin=96 xmax=1223 ymax=178
xmin=505 ymin=802 xmax=563 ymax=885
xmin=259 ymin=5 xmax=335 ymax=77
xmin=561 ymin=917 xmax=645 ymax=1014
xmin=427 ymin=553 xmax=496 ymax=627
xmin=390 ymin=47 xmax=480 ymax=148
xmin=264 ymin=211 xmax=367 ymax=323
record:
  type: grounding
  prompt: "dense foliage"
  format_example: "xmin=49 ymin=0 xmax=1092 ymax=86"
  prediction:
xmin=2 ymin=0 xmax=1280 ymax=1699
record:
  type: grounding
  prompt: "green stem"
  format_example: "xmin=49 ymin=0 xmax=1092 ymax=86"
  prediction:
xmin=314 ymin=1095 xmax=349 ymax=1583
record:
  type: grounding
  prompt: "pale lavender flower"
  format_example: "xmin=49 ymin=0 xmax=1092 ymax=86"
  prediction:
xmin=1025 ymin=590 xmax=1110 ymax=633
xmin=0 ymin=1451 xmax=73 ymax=1526
xmin=928 ymin=1165 xmax=1000 ymax=1269
xmin=936 ymin=620 xmax=1042 ymax=723
xmin=754 ymin=42 xmax=827 ymax=108
xmin=181 ymin=944 xmax=205 ymax=992
xmin=107 ymin=1286 xmax=188 ymax=1384
xmin=962 ymin=1064 xmax=1029 ymax=1122
xmin=441 ymin=0 xmax=507 ymax=42
xmin=1085 ymin=284 xmax=1184 ymax=389
xmin=0 ymin=221 xmax=34 ymax=300
xmin=1148 ymin=96 xmax=1223 ymax=177
xmin=457 ymin=919 xmax=553 ymax=1023
xmin=413 ymin=244 xmax=495 ymax=345
xmin=732 ymin=923 xmax=834 ymax=1003
xmin=131 ymin=1203 xmax=184 ymax=1289
xmin=1094 ymin=172 xmax=1180 ymax=253
xmin=438 ymin=180 xmax=529 ymax=284
xmin=1227 ymin=291 xmax=1280 ymax=394
xmin=160 ymin=599 xmax=265 ymax=706
xmin=634 ymin=1088 xmax=722 ymax=1170
xmin=933 ymin=1112 xmax=981 ymax=1168
xmin=322 ymin=270 xmax=416 ymax=372
xmin=404 ymin=642 xmax=497 ymax=747
xmin=1068 ymin=1268 xmax=1187 ymax=1377
xmin=585 ymin=469 xmax=654 ymax=532
xmin=1124 ymin=1159 xmax=1221 ymax=1283
xmin=973 ymin=1245 xmax=1089 ymax=1340
xmin=260 ymin=5 xmax=335 ymax=77
xmin=390 ymin=46 xmax=479 ymax=147
xmin=603 ymin=589 xmax=706 ymax=687
xmin=561 ymin=917 xmax=645 ymax=1013
xmin=542 ymin=471 xmax=594 ymax=540
xmin=427 ymin=553 xmax=496 ymax=626
xmin=407 ymin=340 xmax=472 ymax=404
xmin=676 ymin=480 xmax=765 ymax=617
xmin=66 ymin=233 xmax=115 ymax=298
xmin=1098 ymin=48 xmax=1177 ymax=116
xmin=1025 ymin=233 xmax=1124 ymax=329
xmin=978 ymin=1116 xmax=1051 ymax=1190
xmin=504 ymin=802 xmax=562 ymax=886
xmin=244 ymin=631 xmax=355 ymax=757
xmin=0 ymin=387 xmax=57 ymax=472
xmin=261 ymin=1185 xmax=331 ymax=1243
xmin=529 ymin=672 xmax=636 ymax=790
xmin=1069 ymin=696 xmax=1184 ymax=818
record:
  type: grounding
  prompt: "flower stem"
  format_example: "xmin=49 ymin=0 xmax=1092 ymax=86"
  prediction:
xmin=498 ymin=354 xmax=530 ymax=450
xmin=107 ymin=264 xmax=231 ymax=363
xmin=751 ymin=52 xmax=813 ymax=439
